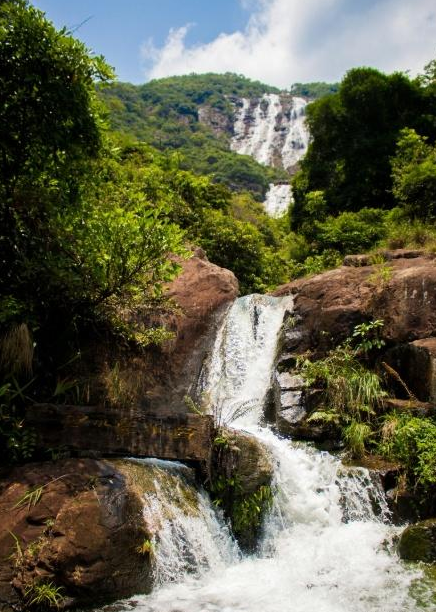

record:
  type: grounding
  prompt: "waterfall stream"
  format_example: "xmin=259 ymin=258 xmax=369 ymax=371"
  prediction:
xmin=230 ymin=94 xmax=309 ymax=170
xmin=102 ymin=295 xmax=434 ymax=612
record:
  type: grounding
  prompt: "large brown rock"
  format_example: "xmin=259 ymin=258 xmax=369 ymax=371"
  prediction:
xmin=273 ymin=251 xmax=436 ymax=354
xmin=127 ymin=249 xmax=239 ymax=415
xmin=0 ymin=459 xmax=152 ymax=611
xmin=24 ymin=405 xmax=213 ymax=464
xmin=57 ymin=249 xmax=238 ymax=421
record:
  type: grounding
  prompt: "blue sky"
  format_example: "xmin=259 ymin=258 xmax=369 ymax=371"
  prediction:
xmin=32 ymin=0 xmax=249 ymax=83
xmin=33 ymin=0 xmax=436 ymax=88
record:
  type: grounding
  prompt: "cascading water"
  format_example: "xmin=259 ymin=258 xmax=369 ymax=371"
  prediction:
xmin=230 ymin=94 xmax=309 ymax=217
xmin=231 ymin=94 xmax=310 ymax=170
xmin=282 ymin=96 xmax=310 ymax=169
xmin=103 ymin=295 xmax=433 ymax=612
xmin=263 ymin=183 xmax=292 ymax=217
xmin=125 ymin=458 xmax=238 ymax=585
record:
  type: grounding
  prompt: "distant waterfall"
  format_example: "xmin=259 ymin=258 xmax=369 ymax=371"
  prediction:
xmin=263 ymin=183 xmax=292 ymax=217
xmin=231 ymin=94 xmax=309 ymax=171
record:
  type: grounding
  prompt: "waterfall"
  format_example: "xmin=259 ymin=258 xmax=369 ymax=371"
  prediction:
xmin=120 ymin=458 xmax=239 ymax=586
xmin=282 ymin=96 xmax=310 ymax=169
xmin=231 ymin=94 xmax=309 ymax=171
xmin=263 ymin=183 xmax=292 ymax=217
xmin=231 ymin=94 xmax=308 ymax=217
xmin=101 ymin=296 xmax=431 ymax=612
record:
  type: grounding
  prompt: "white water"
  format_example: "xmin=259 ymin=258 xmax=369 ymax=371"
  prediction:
xmin=127 ymin=458 xmax=238 ymax=585
xmin=105 ymin=296 xmax=432 ymax=612
xmin=282 ymin=96 xmax=311 ymax=169
xmin=263 ymin=183 xmax=292 ymax=217
xmin=231 ymin=94 xmax=310 ymax=170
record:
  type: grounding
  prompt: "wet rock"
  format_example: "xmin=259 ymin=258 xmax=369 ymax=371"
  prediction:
xmin=386 ymin=488 xmax=422 ymax=525
xmin=399 ymin=519 xmax=436 ymax=562
xmin=349 ymin=455 xmax=401 ymax=492
xmin=273 ymin=369 xmax=307 ymax=433
xmin=211 ymin=428 xmax=274 ymax=550
xmin=0 ymin=459 xmax=152 ymax=611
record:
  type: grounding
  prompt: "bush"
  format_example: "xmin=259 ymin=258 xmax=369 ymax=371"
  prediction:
xmin=392 ymin=128 xmax=436 ymax=221
xmin=305 ymin=208 xmax=389 ymax=254
xmin=197 ymin=209 xmax=287 ymax=294
xmin=299 ymin=323 xmax=387 ymax=457
xmin=379 ymin=414 xmax=436 ymax=487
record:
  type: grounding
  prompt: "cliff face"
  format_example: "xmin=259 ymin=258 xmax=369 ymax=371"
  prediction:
xmin=197 ymin=93 xmax=310 ymax=173
xmin=270 ymin=250 xmax=436 ymax=447
xmin=229 ymin=93 xmax=309 ymax=172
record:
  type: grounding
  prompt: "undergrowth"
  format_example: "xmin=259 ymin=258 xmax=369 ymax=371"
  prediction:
xmin=298 ymin=320 xmax=386 ymax=458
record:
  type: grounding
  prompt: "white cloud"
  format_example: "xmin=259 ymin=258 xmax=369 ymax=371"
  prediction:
xmin=141 ymin=0 xmax=436 ymax=87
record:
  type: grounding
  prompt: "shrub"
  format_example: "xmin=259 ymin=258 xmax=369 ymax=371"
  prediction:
xmin=379 ymin=414 xmax=436 ymax=487
xmin=299 ymin=323 xmax=387 ymax=456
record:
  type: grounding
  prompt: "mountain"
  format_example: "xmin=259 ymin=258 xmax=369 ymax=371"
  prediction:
xmin=99 ymin=73 xmax=316 ymax=204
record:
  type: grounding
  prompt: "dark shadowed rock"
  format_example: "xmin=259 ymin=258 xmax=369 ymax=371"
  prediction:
xmin=399 ymin=519 xmax=436 ymax=562
xmin=383 ymin=338 xmax=436 ymax=403
xmin=0 ymin=459 xmax=152 ymax=611
xmin=24 ymin=404 xmax=213 ymax=463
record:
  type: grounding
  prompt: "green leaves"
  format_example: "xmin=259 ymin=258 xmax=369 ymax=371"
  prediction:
xmin=391 ymin=128 xmax=436 ymax=221
xmin=379 ymin=414 xmax=436 ymax=488
xmin=299 ymin=322 xmax=387 ymax=457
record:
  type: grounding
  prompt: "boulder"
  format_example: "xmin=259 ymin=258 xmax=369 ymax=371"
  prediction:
xmin=0 ymin=459 xmax=152 ymax=611
xmin=273 ymin=251 xmax=436 ymax=355
xmin=143 ymin=249 xmax=239 ymax=414
xmin=210 ymin=428 xmax=274 ymax=550
xmin=399 ymin=519 xmax=436 ymax=562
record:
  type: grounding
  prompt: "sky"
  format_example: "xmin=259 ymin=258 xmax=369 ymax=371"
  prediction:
xmin=33 ymin=0 xmax=436 ymax=88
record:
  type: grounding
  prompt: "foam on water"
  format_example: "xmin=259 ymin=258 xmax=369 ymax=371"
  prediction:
xmin=101 ymin=296 xmax=432 ymax=612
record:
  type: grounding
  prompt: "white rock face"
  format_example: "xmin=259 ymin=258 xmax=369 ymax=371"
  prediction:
xmin=231 ymin=93 xmax=309 ymax=171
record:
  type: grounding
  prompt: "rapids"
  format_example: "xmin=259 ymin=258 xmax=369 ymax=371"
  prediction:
xmin=99 ymin=295 xmax=434 ymax=612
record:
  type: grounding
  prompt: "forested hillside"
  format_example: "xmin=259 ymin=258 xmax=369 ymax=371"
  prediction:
xmin=99 ymin=74 xmax=288 ymax=199
xmin=287 ymin=62 xmax=436 ymax=272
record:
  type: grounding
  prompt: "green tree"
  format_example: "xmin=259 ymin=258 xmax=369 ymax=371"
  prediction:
xmin=291 ymin=67 xmax=425 ymax=230
xmin=391 ymin=128 xmax=436 ymax=220
xmin=0 ymin=0 xmax=113 ymax=193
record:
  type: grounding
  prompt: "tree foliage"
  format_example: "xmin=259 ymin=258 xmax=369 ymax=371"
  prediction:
xmin=291 ymin=67 xmax=426 ymax=230
xmin=391 ymin=128 xmax=436 ymax=221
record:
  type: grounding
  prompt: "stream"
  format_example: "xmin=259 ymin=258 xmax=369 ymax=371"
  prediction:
xmin=100 ymin=295 xmax=436 ymax=612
